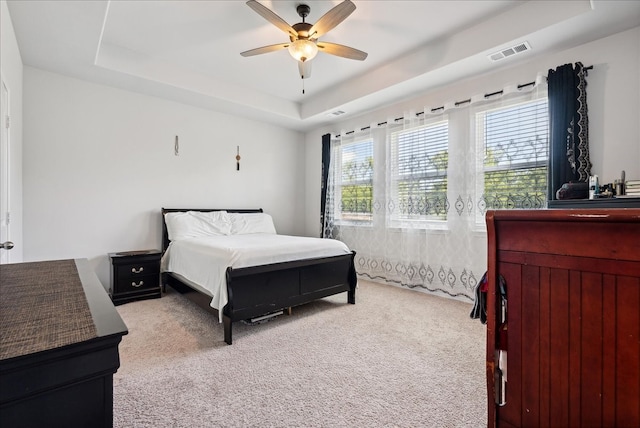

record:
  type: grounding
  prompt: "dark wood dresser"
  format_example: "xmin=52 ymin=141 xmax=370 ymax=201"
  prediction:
xmin=0 ymin=259 xmax=128 ymax=428
xmin=485 ymin=209 xmax=640 ymax=427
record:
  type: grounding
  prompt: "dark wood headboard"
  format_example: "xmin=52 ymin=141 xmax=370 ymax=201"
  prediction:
xmin=161 ymin=208 xmax=263 ymax=252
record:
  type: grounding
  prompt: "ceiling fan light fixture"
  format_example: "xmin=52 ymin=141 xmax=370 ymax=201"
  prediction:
xmin=288 ymin=39 xmax=318 ymax=62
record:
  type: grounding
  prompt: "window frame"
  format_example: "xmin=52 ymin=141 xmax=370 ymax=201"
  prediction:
xmin=332 ymin=136 xmax=374 ymax=226
xmin=473 ymin=93 xmax=549 ymax=228
xmin=387 ymin=117 xmax=449 ymax=229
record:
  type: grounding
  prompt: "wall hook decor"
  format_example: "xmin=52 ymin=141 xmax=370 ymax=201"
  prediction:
xmin=236 ymin=146 xmax=241 ymax=171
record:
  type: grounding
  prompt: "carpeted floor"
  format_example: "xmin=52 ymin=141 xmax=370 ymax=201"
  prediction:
xmin=113 ymin=280 xmax=487 ymax=427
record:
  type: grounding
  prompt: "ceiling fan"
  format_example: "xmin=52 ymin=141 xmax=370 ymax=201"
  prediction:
xmin=240 ymin=0 xmax=368 ymax=80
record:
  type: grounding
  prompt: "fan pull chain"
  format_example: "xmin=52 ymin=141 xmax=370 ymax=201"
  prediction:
xmin=302 ymin=78 xmax=305 ymax=95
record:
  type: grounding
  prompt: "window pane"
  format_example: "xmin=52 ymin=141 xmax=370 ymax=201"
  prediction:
xmin=480 ymin=99 xmax=548 ymax=211
xmin=483 ymin=166 xmax=547 ymax=209
xmin=339 ymin=139 xmax=373 ymax=222
xmin=391 ymin=121 xmax=448 ymax=221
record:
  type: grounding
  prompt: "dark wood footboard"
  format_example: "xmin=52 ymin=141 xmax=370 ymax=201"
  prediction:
xmin=163 ymin=252 xmax=356 ymax=345
xmin=223 ymin=252 xmax=356 ymax=344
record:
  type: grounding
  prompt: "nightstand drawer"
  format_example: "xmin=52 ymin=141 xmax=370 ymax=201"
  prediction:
xmin=116 ymin=261 xmax=160 ymax=280
xmin=115 ymin=273 xmax=160 ymax=293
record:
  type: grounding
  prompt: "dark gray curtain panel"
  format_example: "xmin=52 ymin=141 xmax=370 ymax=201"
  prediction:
xmin=320 ymin=133 xmax=331 ymax=237
xmin=547 ymin=62 xmax=591 ymax=200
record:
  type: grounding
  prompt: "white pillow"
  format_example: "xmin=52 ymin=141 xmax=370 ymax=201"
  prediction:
xmin=189 ymin=211 xmax=232 ymax=234
xmin=165 ymin=211 xmax=231 ymax=241
xmin=229 ymin=213 xmax=277 ymax=235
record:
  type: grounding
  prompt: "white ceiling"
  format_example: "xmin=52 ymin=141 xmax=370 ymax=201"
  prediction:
xmin=6 ymin=0 xmax=640 ymax=132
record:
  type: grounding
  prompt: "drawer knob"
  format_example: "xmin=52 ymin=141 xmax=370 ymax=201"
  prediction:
xmin=131 ymin=267 xmax=144 ymax=274
xmin=131 ymin=281 xmax=144 ymax=287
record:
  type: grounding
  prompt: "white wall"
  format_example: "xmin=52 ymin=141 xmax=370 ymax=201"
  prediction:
xmin=23 ymin=67 xmax=305 ymax=288
xmin=0 ymin=0 xmax=24 ymax=262
xmin=304 ymin=26 xmax=640 ymax=236
xmin=16 ymin=25 xmax=640 ymax=289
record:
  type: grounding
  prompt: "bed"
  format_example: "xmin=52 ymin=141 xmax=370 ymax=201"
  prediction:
xmin=160 ymin=208 xmax=357 ymax=345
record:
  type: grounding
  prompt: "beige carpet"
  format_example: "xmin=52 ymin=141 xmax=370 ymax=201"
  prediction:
xmin=113 ymin=280 xmax=487 ymax=427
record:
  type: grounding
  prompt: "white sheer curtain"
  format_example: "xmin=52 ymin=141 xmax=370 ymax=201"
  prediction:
xmin=324 ymin=76 xmax=547 ymax=302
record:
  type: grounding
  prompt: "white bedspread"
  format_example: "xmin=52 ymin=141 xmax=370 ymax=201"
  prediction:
xmin=161 ymin=234 xmax=351 ymax=321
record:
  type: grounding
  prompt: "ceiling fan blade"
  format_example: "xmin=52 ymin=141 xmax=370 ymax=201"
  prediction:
xmin=246 ymin=0 xmax=296 ymax=38
xmin=298 ymin=61 xmax=312 ymax=79
xmin=308 ymin=0 xmax=356 ymax=39
xmin=317 ymin=42 xmax=367 ymax=61
xmin=240 ymin=43 xmax=290 ymax=57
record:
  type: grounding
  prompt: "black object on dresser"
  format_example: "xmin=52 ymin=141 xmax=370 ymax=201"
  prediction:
xmin=0 ymin=259 xmax=128 ymax=428
xmin=109 ymin=250 xmax=162 ymax=305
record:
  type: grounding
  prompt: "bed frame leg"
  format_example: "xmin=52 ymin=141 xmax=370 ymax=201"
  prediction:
xmin=223 ymin=315 xmax=232 ymax=345
xmin=348 ymin=288 xmax=356 ymax=304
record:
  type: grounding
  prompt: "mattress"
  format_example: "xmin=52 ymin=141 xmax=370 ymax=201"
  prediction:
xmin=161 ymin=234 xmax=351 ymax=321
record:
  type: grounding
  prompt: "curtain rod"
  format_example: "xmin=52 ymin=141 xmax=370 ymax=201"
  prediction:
xmin=335 ymin=65 xmax=593 ymax=138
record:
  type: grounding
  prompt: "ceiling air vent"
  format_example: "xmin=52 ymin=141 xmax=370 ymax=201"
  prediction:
xmin=328 ymin=110 xmax=346 ymax=117
xmin=488 ymin=41 xmax=531 ymax=62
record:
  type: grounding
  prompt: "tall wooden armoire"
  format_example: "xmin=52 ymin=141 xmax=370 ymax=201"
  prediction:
xmin=485 ymin=209 xmax=640 ymax=427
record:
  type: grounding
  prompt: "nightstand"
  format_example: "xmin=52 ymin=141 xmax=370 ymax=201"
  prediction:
xmin=109 ymin=250 xmax=162 ymax=305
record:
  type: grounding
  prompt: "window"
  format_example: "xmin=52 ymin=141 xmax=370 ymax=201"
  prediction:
xmin=476 ymin=98 xmax=548 ymax=216
xmin=389 ymin=119 xmax=449 ymax=223
xmin=335 ymin=138 xmax=373 ymax=223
